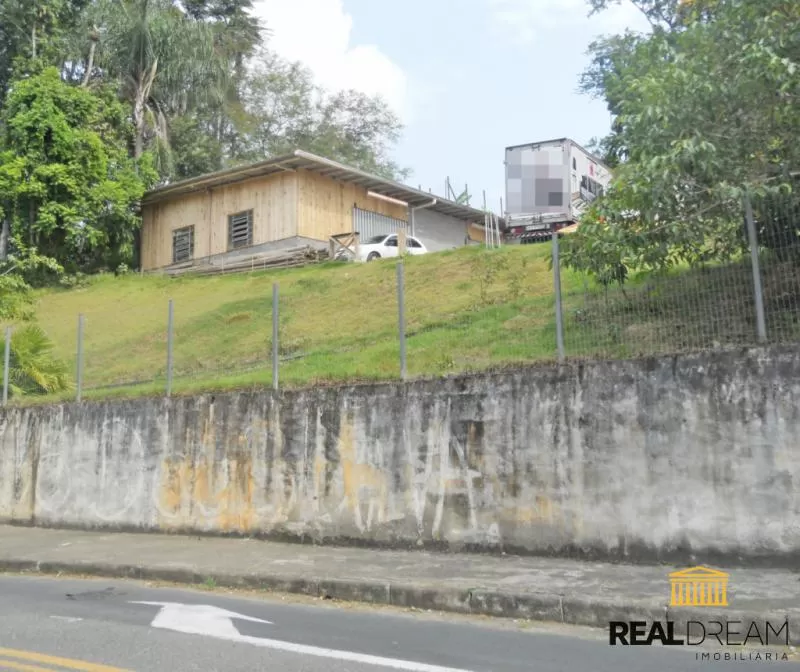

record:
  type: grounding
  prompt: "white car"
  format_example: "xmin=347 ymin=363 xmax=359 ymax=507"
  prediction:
xmin=357 ymin=233 xmax=428 ymax=262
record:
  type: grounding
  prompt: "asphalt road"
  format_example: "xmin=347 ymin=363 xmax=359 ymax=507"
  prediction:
xmin=0 ymin=575 xmax=795 ymax=672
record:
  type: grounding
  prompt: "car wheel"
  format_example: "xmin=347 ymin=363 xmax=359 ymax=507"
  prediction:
xmin=367 ymin=252 xmax=380 ymax=261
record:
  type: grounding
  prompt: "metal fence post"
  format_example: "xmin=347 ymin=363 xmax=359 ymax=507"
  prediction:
xmin=552 ymin=230 xmax=565 ymax=362
xmin=166 ymin=299 xmax=174 ymax=397
xmin=2 ymin=326 xmax=10 ymax=406
xmin=744 ymin=192 xmax=768 ymax=343
xmin=76 ymin=314 xmax=84 ymax=402
xmin=272 ymin=283 xmax=279 ymax=392
xmin=397 ymin=262 xmax=407 ymax=380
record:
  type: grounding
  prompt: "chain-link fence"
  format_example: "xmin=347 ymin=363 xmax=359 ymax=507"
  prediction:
xmin=752 ymin=188 xmax=800 ymax=344
xmin=559 ymin=190 xmax=800 ymax=359
xmin=79 ymin=278 xmax=280 ymax=398
xmin=3 ymin=186 xmax=798 ymax=405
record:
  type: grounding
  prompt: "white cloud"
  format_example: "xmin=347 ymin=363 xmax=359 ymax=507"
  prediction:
xmin=489 ymin=0 xmax=651 ymax=45
xmin=251 ymin=0 xmax=409 ymax=119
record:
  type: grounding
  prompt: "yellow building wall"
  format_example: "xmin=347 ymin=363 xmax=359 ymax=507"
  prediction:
xmin=140 ymin=172 xmax=299 ymax=271
xmin=296 ymin=170 xmax=408 ymax=241
xmin=141 ymin=191 xmax=208 ymax=271
xmin=141 ymin=169 xmax=411 ymax=271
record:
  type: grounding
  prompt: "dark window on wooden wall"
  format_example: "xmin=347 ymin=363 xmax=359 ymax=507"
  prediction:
xmin=228 ymin=210 xmax=253 ymax=249
xmin=172 ymin=226 xmax=194 ymax=263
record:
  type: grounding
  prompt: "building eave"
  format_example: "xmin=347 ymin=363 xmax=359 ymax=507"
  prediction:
xmin=142 ymin=150 xmax=500 ymax=225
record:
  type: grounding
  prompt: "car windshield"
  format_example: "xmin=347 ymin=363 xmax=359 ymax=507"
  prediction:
xmin=366 ymin=235 xmax=389 ymax=244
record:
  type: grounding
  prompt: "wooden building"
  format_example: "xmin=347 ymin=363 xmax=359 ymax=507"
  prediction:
xmin=140 ymin=150 xmax=492 ymax=271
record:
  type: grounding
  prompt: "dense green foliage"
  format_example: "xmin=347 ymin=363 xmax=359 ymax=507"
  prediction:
xmin=565 ymin=0 xmax=800 ymax=279
xmin=0 ymin=68 xmax=153 ymax=277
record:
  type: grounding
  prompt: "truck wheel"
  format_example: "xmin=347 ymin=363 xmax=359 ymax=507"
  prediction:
xmin=367 ymin=252 xmax=380 ymax=261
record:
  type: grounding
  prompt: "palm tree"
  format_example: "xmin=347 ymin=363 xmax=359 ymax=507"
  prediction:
xmin=8 ymin=324 xmax=70 ymax=397
xmin=95 ymin=0 xmax=218 ymax=162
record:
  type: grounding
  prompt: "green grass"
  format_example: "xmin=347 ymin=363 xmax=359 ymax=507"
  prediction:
xmin=20 ymin=245 xmax=569 ymax=404
xmin=11 ymin=242 xmax=800 ymax=406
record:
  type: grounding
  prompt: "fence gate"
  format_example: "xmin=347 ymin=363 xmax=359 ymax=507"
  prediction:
xmin=353 ymin=207 xmax=407 ymax=241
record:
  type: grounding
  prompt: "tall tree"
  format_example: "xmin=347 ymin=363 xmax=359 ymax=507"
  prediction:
xmin=586 ymin=0 xmax=696 ymax=30
xmin=564 ymin=0 xmax=800 ymax=278
xmin=0 ymin=67 xmax=154 ymax=276
xmin=168 ymin=0 xmax=264 ymax=174
xmin=93 ymin=0 xmax=218 ymax=162
xmin=0 ymin=0 xmax=89 ymax=99
xmin=238 ymin=49 xmax=407 ymax=179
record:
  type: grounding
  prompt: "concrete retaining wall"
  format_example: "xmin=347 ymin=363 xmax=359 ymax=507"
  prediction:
xmin=1 ymin=346 xmax=798 ymax=565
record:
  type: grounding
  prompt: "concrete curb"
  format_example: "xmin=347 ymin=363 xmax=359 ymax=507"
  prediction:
xmin=0 ymin=559 xmax=792 ymax=642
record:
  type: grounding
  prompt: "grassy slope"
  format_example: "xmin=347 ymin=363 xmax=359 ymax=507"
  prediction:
xmin=22 ymin=243 xmax=800 ymax=405
xmin=30 ymin=245 xmax=567 ymax=401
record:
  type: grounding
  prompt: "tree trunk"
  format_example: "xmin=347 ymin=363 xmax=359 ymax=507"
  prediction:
xmin=133 ymin=91 xmax=146 ymax=159
xmin=81 ymin=39 xmax=97 ymax=87
xmin=0 ymin=214 xmax=9 ymax=262
xmin=134 ymin=124 xmax=144 ymax=159
xmin=133 ymin=60 xmax=159 ymax=159
xmin=28 ymin=200 xmax=35 ymax=246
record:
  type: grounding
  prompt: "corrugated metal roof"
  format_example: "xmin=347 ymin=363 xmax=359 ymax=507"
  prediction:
xmin=142 ymin=150 xmax=498 ymax=224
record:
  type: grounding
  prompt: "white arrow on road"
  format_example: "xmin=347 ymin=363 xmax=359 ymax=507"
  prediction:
xmin=131 ymin=602 xmax=272 ymax=638
xmin=131 ymin=601 xmax=475 ymax=672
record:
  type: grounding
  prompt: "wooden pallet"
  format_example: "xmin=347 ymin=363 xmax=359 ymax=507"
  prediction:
xmin=163 ymin=245 xmax=330 ymax=277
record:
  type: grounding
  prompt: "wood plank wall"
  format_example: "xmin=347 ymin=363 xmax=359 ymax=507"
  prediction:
xmin=140 ymin=172 xmax=298 ymax=270
xmin=140 ymin=168 xmax=413 ymax=271
xmin=296 ymin=170 xmax=407 ymax=241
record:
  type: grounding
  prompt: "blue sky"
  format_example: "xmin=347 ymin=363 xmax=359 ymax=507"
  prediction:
xmin=252 ymin=0 xmax=650 ymax=213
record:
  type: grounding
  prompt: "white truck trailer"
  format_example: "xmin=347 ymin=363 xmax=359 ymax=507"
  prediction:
xmin=503 ymin=138 xmax=612 ymax=243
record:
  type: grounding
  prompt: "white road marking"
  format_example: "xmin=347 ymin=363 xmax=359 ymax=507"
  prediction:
xmin=132 ymin=601 xmax=271 ymax=638
xmin=49 ymin=615 xmax=83 ymax=623
xmin=132 ymin=601 xmax=475 ymax=672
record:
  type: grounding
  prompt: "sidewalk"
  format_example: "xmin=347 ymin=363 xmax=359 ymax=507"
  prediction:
xmin=1 ymin=525 xmax=798 ymax=638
